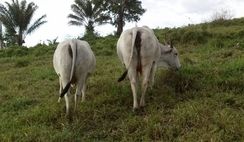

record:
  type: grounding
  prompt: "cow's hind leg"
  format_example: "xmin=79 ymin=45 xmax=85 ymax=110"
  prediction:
xmin=82 ymin=74 xmax=89 ymax=102
xmin=140 ymin=64 xmax=152 ymax=107
xmin=62 ymin=79 xmax=71 ymax=115
xmin=128 ymin=68 xmax=139 ymax=110
xmin=64 ymin=90 xmax=70 ymax=115
xmin=59 ymin=78 xmax=63 ymax=95
xmin=74 ymin=75 xmax=86 ymax=111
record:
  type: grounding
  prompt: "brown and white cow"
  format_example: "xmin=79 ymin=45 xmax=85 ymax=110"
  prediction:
xmin=117 ymin=26 xmax=181 ymax=110
xmin=53 ymin=39 xmax=96 ymax=114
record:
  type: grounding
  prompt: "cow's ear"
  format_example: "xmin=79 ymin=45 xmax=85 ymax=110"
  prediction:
xmin=162 ymin=48 xmax=173 ymax=54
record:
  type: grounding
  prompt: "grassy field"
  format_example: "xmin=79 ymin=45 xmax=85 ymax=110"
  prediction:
xmin=0 ymin=19 xmax=244 ymax=141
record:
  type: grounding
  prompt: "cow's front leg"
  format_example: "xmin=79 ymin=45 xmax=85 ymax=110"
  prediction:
xmin=149 ymin=61 xmax=156 ymax=89
xmin=81 ymin=83 xmax=86 ymax=102
xmin=81 ymin=74 xmax=89 ymax=102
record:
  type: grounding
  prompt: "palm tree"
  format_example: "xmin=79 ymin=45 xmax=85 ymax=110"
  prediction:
xmin=0 ymin=21 xmax=3 ymax=48
xmin=0 ymin=0 xmax=47 ymax=46
xmin=106 ymin=0 xmax=145 ymax=36
xmin=68 ymin=0 xmax=109 ymax=35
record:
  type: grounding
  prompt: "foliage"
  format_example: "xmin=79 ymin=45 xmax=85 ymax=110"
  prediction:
xmin=154 ymin=17 xmax=244 ymax=49
xmin=47 ymin=37 xmax=58 ymax=46
xmin=0 ymin=0 xmax=47 ymax=46
xmin=15 ymin=58 xmax=30 ymax=67
xmin=68 ymin=0 xmax=145 ymax=36
xmin=68 ymin=0 xmax=110 ymax=36
xmin=105 ymin=0 xmax=145 ymax=35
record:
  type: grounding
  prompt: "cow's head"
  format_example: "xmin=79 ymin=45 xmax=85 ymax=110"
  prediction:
xmin=158 ymin=42 xmax=181 ymax=70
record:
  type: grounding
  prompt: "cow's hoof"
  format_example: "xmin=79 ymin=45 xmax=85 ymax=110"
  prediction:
xmin=140 ymin=105 xmax=146 ymax=110
xmin=133 ymin=106 xmax=139 ymax=112
xmin=140 ymin=101 xmax=145 ymax=107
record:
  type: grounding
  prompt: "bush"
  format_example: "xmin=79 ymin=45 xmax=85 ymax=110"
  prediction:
xmin=236 ymin=30 xmax=244 ymax=38
xmin=89 ymin=36 xmax=117 ymax=56
xmin=181 ymin=30 xmax=210 ymax=45
xmin=29 ymin=44 xmax=55 ymax=56
xmin=0 ymin=46 xmax=29 ymax=58
xmin=209 ymin=38 xmax=225 ymax=48
xmin=158 ymin=67 xmax=202 ymax=94
xmin=155 ymin=27 xmax=212 ymax=46
xmin=15 ymin=59 xmax=30 ymax=67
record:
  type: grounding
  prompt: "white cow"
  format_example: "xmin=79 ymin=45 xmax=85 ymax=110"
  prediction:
xmin=117 ymin=26 xmax=181 ymax=110
xmin=53 ymin=39 xmax=96 ymax=114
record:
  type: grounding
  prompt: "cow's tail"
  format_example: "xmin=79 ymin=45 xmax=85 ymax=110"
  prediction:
xmin=118 ymin=70 xmax=128 ymax=82
xmin=118 ymin=29 xmax=142 ymax=82
xmin=58 ymin=40 xmax=77 ymax=102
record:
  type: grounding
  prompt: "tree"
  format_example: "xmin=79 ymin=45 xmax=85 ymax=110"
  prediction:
xmin=47 ymin=37 xmax=58 ymax=46
xmin=0 ymin=21 xmax=3 ymax=48
xmin=0 ymin=0 xmax=47 ymax=46
xmin=68 ymin=0 xmax=110 ymax=36
xmin=211 ymin=8 xmax=234 ymax=22
xmin=106 ymin=0 xmax=145 ymax=36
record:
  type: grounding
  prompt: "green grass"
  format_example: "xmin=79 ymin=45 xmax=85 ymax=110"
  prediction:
xmin=0 ymin=18 xmax=244 ymax=141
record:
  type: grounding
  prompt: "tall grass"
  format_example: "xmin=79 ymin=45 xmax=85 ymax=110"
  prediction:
xmin=0 ymin=18 xmax=244 ymax=141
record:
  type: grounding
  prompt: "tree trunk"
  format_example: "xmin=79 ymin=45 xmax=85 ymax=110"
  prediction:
xmin=0 ymin=22 xmax=2 ymax=48
xmin=0 ymin=40 xmax=3 ymax=49
xmin=116 ymin=0 xmax=125 ymax=36
xmin=116 ymin=13 xmax=124 ymax=36
xmin=17 ymin=30 xmax=23 ymax=46
xmin=85 ymin=21 xmax=95 ymax=36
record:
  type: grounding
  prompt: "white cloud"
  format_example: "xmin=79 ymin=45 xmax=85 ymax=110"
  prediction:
xmin=24 ymin=0 xmax=83 ymax=46
xmin=180 ymin=0 xmax=223 ymax=14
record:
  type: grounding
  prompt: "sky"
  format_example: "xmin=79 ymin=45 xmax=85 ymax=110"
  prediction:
xmin=2 ymin=0 xmax=244 ymax=47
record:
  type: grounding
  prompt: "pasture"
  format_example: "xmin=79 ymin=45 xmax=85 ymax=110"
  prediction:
xmin=0 ymin=21 xmax=244 ymax=141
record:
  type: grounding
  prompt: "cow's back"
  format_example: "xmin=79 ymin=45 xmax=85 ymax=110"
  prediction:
xmin=138 ymin=27 xmax=160 ymax=64
xmin=53 ymin=40 xmax=73 ymax=80
xmin=117 ymin=29 xmax=134 ymax=67
xmin=53 ymin=39 xmax=96 ymax=83
xmin=117 ymin=27 xmax=161 ymax=69
xmin=75 ymin=40 xmax=96 ymax=74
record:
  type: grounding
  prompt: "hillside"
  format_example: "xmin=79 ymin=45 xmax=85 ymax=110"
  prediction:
xmin=0 ymin=18 xmax=244 ymax=141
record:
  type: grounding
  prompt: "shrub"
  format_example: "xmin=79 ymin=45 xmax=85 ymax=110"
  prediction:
xmin=0 ymin=46 xmax=29 ymax=57
xmin=30 ymin=44 xmax=55 ymax=56
xmin=90 ymin=36 xmax=117 ymax=56
xmin=236 ymin=30 xmax=244 ymax=38
xmin=15 ymin=59 xmax=30 ymax=67
xmin=181 ymin=30 xmax=210 ymax=45
xmin=209 ymin=38 xmax=225 ymax=48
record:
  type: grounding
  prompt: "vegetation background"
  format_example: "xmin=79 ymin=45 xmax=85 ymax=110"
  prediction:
xmin=0 ymin=17 xmax=244 ymax=141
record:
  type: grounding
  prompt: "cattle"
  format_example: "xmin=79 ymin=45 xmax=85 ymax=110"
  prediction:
xmin=117 ymin=26 xmax=181 ymax=110
xmin=53 ymin=39 xmax=96 ymax=114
